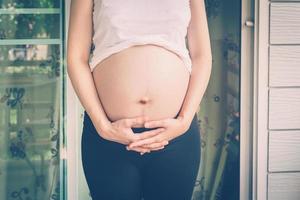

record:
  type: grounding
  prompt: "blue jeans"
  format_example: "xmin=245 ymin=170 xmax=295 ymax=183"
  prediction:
xmin=81 ymin=111 xmax=201 ymax=200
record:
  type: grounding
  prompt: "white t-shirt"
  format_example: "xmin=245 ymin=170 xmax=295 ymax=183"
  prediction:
xmin=89 ymin=0 xmax=192 ymax=74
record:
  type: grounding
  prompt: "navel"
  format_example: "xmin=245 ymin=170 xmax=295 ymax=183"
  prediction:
xmin=138 ymin=96 xmax=151 ymax=105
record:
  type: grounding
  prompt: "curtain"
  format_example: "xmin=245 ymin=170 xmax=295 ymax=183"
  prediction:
xmin=0 ymin=0 xmax=63 ymax=199
xmin=192 ymin=0 xmax=241 ymax=199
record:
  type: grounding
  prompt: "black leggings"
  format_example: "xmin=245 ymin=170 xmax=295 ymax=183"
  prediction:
xmin=81 ymin=111 xmax=201 ymax=200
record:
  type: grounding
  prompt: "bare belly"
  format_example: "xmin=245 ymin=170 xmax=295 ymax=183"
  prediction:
xmin=92 ymin=44 xmax=190 ymax=127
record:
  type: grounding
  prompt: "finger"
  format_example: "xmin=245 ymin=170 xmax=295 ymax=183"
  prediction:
xmin=133 ymin=128 xmax=165 ymax=141
xmin=129 ymin=135 xmax=162 ymax=148
xmin=150 ymin=146 xmax=165 ymax=151
xmin=125 ymin=116 xmax=149 ymax=128
xmin=144 ymin=119 xmax=166 ymax=128
xmin=126 ymin=145 xmax=150 ymax=152
xmin=142 ymin=140 xmax=169 ymax=149
xmin=126 ymin=146 xmax=150 ymax=153
xmin=131 ymin=124 xmax=145 ymax=128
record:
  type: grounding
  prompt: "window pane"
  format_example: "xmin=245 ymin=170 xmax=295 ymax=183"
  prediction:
xmin=0 ymin=0 xmax=60 ymax=8
xmin=0 ymin=44 xmax=60 ymax=76
xmin=0 ymin=14 xmax=60 ymax=39
xmin=0 ymin=44 xmax=63 ymax=199
xmin=0 ymin=0 xmax=64 ymax=198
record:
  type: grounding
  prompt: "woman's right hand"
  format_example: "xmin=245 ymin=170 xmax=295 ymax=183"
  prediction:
xmin=99 ymin=116 xmax=167 ymax=154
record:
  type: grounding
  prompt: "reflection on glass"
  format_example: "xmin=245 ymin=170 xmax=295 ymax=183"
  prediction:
xmin=0 ymin=45 xmax=60 ymax=77
xmin=0 ymin=0 xmax=63 ymax=199
xmin=0 ymin=44 xmax=61 ymax=200
xmin=0 ymin=0 xmax=60 ymax=8
xmin=0 ymin=14 xmax=60 ymax=39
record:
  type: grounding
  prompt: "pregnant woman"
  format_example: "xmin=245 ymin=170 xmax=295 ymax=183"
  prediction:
xmin=67 ymin=0 xmax=212 ymax=199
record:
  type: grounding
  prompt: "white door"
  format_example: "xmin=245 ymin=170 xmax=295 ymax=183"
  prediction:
xmin=253 ymin=0 xmax=300 ymax=200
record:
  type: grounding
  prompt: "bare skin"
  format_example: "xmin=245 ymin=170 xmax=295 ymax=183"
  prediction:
xmin=91 ymin=44 xmax=190 ymax=152
xmin=67 ymin=0 xmax=212 ymax=155
xmin=92 ymin=44 xmax=190 ymax=124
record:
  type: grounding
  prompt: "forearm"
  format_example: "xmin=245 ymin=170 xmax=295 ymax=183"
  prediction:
xmin=67 ymin=61 xmax=111 ymax=132
xmin=179 ymin=56 xmax=212 ymax=126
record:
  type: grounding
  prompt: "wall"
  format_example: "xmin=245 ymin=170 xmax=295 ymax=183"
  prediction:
xmin=255 ymin=0 xmax=300 ymax=199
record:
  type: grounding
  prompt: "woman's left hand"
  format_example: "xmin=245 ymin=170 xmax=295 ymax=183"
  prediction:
xmin=126 ymin=115 xmax=190 ymax=152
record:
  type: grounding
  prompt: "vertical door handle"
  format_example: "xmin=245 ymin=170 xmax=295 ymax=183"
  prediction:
xmin=245 ymin=20 xmax=254 ymax=27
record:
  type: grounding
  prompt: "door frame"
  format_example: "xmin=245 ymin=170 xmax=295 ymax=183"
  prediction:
xmin=65 ymin=1 xmax=91 ymax=199
xmin=240 ymin=0 xmax=255 ymax=199
xmin=251 ymin=0 xmax=270 ymax=199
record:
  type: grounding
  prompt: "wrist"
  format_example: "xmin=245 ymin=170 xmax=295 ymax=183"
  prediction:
xmin=94 ymin=118 xmax=112 ymax=137
xmin=177 ymin=114 xmax=193 ymax=131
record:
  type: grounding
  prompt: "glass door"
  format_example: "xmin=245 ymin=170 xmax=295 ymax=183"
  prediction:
xmin=0 ymin=1 xmax=66 ymax=200
xmin=191 ymin=0 xmax=242 ymax=199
